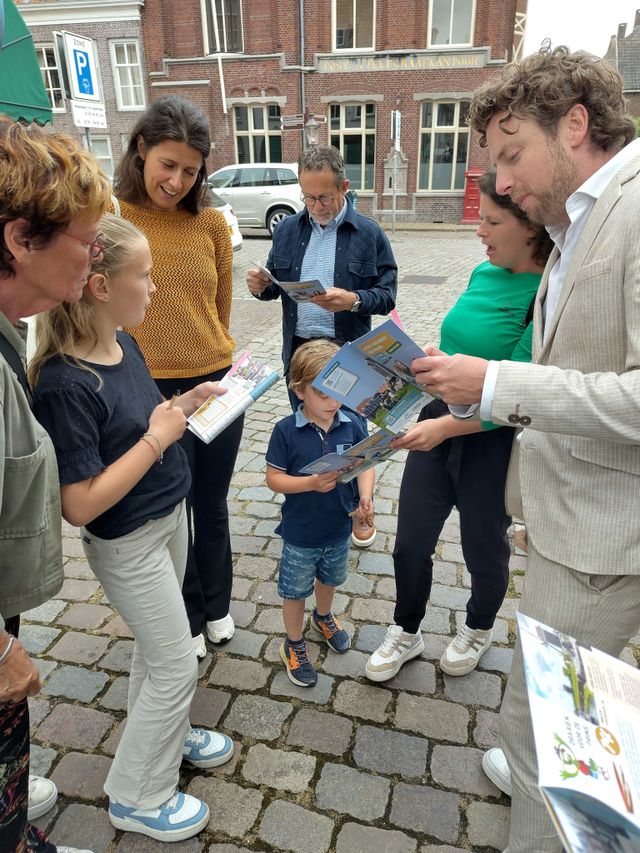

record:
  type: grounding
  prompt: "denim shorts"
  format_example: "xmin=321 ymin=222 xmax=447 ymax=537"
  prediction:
xmin=278 ymin=538 xmax=350 ymax=600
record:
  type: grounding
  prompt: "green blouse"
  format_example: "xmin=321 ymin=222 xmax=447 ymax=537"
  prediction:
xmin=439 ymin=261 xmax=542 ymax=428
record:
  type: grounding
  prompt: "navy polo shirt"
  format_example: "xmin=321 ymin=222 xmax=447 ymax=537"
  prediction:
xmin=266 ymin=407 xmax=366 ymax=548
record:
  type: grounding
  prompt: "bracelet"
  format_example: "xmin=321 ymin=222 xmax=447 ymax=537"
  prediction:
xmin=0 ymin=634 xmax=15 ymax=667
xmin=142 ymin=432 xmax=164 ymax=464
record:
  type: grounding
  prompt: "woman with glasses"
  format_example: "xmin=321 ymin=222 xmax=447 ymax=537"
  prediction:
xmin=0 ymin=115 xmax=110 ymax=853
xmin=113 ymin=96 xmax=241 ymax=659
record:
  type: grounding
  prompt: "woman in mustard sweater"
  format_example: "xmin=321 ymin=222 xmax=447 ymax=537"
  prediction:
xmin=113 ymin=96 xmax=240 ymax=657
xmin=366 ymin=170 xmax=553 ymax=683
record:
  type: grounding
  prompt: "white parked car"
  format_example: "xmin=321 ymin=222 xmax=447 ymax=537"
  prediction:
xmin=211 ymin=189 xmax=243 ymax=251
xmin=208 ymin=163 xmax=304 ymax=236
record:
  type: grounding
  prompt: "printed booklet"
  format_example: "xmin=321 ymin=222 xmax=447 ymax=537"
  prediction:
xmin=187 ymin=351 xmax=280 ymax=444
xmin=251 ymin=261 xmax=327 ymax=302
xmin=519 ymin=613 xmax=640 ymax=852
xmin=299 ymin=427 xmax=398 ymax=483
xmin=312 ymin=318 xmax=433 ymax=434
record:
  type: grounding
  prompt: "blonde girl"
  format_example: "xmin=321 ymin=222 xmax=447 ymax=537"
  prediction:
xmin=30 ymin=214 xmax=233 ymax=843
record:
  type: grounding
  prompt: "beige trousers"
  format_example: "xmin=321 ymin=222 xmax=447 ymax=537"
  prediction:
xmin=501 ymin=540 xmax=640 ymax=852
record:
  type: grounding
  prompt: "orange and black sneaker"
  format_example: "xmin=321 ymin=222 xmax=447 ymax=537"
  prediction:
xmin=309 ymin=609 xmax=351 ymax=653
xmin=280 ymin=638 xmax=317 ymax=687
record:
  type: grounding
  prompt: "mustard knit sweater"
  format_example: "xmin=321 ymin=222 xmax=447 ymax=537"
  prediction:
xmin=119 ymin=200 xmax=235 ymax=379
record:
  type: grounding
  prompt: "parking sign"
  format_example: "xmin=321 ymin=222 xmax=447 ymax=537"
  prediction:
xmin=61 ymin=32 xmax=101 ymax=102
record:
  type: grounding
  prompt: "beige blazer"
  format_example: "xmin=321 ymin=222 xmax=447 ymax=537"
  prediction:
xmin=492 ymin=154 xmax=640 ymax=575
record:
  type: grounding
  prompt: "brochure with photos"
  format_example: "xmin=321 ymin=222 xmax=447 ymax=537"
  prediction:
xmin=252 ymin=260 xmax=327 ymax=302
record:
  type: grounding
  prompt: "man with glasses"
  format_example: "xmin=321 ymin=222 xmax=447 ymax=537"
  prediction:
xmin=247 ymin=145 xmax=397 ymax=546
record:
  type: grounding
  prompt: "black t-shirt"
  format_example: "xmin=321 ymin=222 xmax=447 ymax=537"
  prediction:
xmin=33 ymin=331 xmax=190 ymax=539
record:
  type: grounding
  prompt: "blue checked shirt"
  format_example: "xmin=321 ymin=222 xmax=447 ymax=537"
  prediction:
xmin=295 ymin=201 xmax=349 ymax=339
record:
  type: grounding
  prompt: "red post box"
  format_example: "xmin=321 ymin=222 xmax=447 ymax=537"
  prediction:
xmin=460 ymin=167 xmax=484 ymax=224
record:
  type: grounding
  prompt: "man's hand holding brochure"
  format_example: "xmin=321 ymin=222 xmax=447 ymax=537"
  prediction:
xmin=187 ymin=351 xmax=280 ymax=444
xmin=519 ymin=613 xmax=640 ymax=852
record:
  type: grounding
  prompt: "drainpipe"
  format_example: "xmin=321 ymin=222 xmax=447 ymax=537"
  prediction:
xmin=299 ymin=0 xmax=306 ymax=149
xmin=211 ymin=7 xmax=228 ymax=114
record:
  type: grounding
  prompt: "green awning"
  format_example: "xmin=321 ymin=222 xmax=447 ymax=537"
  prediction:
xmin=0 ymin=0 xmax=52 ymax=125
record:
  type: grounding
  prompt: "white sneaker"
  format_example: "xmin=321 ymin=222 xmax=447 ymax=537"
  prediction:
xmin=365 ymin=624 xmax=425 ymax=682
xmin=27 ymin=774 xmax=58 ymax=820
xmin=482 ymin=747 xmax=512 ymax=796
xmin=440 ymin=624 xmax=492 ymax=676
xmin=56 ymin=848 xmax=93 ymax=852
xmin=192 ymin=633 xmax=207 ymax=659
xmin=206 ymin=614 xmax=235 ymax=644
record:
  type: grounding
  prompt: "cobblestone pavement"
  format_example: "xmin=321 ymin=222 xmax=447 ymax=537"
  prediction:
xmin=24 ymin=229 xmax=640 ymax=852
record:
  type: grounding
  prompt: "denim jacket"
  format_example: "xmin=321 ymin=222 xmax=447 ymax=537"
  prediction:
xmin=257 ymin=198 xmax=398 ymax=373
xmin=0 ymin=313 xmax=63 ymax=631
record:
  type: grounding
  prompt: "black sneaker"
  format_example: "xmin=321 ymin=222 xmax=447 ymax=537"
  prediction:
xmin=309 ymin=608 xmax=351 ymax=653
xmin=280 ymin=638 xmax=317 ymax=687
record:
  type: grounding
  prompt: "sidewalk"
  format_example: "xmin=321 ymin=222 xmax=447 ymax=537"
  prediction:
xmin=23 ymin=231 xmax=639 ymax=852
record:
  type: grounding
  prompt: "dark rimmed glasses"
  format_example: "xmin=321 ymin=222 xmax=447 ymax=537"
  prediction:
xmin=301 ymin=193 xmax=336 ymax=208
xmin=62 ymin=230 xmax=106 ymax=260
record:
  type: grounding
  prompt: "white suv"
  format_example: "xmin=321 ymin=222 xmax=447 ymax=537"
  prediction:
xmin=208 ymin=163 xmax=304 ymax=236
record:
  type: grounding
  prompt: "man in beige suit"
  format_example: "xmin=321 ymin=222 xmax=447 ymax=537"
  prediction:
xmin=413 ymin=47 xmax=640 ymax=851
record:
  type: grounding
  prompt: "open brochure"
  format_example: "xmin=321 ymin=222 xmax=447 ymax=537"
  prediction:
xmin=299 ymin=427 xmax=398 ymax=483
xmin=252 ymin=260 xmax=327 ymax=303
xmin=312 ymin=318 xmax=433 ymax=434
xmin=519 ymin=613 xmax=640 ymax=852
xmin=187 ymin=351 xmax=280 ymax=444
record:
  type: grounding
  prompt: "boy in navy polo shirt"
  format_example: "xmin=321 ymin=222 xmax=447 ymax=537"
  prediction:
xmin=266 ymin=340 xmax=375 ymax=687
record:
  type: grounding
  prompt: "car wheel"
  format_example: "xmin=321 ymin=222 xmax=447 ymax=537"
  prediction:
xmin=267 ymin=207 xmax=293 ymax=236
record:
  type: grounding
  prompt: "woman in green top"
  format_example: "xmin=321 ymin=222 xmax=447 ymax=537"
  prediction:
xmin=365 ymin=170 xmax=553 ymax=683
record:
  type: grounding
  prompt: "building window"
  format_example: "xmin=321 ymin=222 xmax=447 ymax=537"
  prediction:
xmin=205 ymin=0 xmax=243 ymax=54
xmin=429 ymin=0 xmax=474 ymax=47
xmin=109 ymin=40 xmax=145 ymax=110
xmin=418 ymin=101 xmax=469 ymax=191
xmin=35 ymin=44 xmax=65 ymax=112
xmin=334 ymin=0 xmax=375 ymax=50
xmin=330 ymin=103 xmax=375 ymax=190
xmin=89 ymin=135 xmax=114 ymax=179
xmin=234 ymin=105 xmax=282 ymax=163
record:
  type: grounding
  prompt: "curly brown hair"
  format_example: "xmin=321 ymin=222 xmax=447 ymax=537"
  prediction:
xmin=0 ymin=117 xmax=111 ymax=277
xmin=477 ymin=170 xmax=554 ymax=268
xmin=469 ymin=45 xmax=636 ymax=153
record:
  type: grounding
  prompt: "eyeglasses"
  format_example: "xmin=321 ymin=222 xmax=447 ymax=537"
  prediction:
xmin=61 ymin=230 xmax=106 ymax=260
xmin=301 ymin=193 xmax=336 ymax=208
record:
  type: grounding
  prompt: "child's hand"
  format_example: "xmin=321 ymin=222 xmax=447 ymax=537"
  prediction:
xmin=147 ymin=401 xmax=188 ymax=451
xmin=177 ymin=382 xmax=227 ymax=415
xmin=355 ymin=495 xmax=374 ymax=526
xmin=310 ymin=471 xmax=339 ymax=493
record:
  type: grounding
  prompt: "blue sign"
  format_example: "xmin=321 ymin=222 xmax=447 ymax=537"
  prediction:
xmin=72 ymin=48 xmax=94 ymax=96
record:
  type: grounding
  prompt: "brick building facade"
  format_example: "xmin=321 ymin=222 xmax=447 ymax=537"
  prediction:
xmin=19 ymin=0 xmax=527 ymax=223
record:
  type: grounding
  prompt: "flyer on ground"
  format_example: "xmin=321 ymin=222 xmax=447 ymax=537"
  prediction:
xmin=188 ymin=350 xmax=280 ymax=444
xmin=312 ymin=319 xmax=433 ymax=433
xmin=519 ymin=613 xmax=640 ymax=853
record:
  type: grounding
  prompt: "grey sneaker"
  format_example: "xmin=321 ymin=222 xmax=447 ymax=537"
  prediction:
xmin=365 ymin=624 xmax=424 ymax=682
xmin=440 ymin=624 xmax=492 ymax=676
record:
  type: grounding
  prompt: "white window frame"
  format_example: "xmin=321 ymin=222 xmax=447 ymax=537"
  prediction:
xmin=428 ymin=0 xmax=475 ymax=48
xmin=88 ymin=135 xmax=115 ymax=179
xmin=329 ymin=103 xmax=376 ymax=191
xmin=109 ymin=39 xmax=146 ymax=111
xmin=202 ymin=0 xmax=244 ymax=55
xmin=416 ymin=100 xmax=469 ymax=193
xmin=234 ymin=104 xmax=283 ymax=164
xmin=332 ymin=0 xmax=376 ymax=52
xmin=34 ymin=44 xmax=65 ymax=113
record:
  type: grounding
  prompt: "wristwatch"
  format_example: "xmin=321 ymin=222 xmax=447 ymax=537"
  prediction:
xmin=351 ymin=293 xmax=362 ymax=312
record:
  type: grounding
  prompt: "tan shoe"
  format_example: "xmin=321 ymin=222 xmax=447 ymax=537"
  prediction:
xmin=351 ymin=516 xmax=376 ymax=548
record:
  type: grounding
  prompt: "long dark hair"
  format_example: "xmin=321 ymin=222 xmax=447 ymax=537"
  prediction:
xmin=478 ymin=170 xmax=554 ymax=268
xmin=113 ymin=96 xmax=212 ymax=214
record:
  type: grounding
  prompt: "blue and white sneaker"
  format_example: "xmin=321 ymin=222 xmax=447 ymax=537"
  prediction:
xmin=183 ymin=726 xmax=234 ymax=768
xmin=108 ymin=791 xmax=209 ymax=841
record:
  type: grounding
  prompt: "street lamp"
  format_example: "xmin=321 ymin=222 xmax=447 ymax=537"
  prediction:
xmin=303 ymin=114 xmax=322 ymax=148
